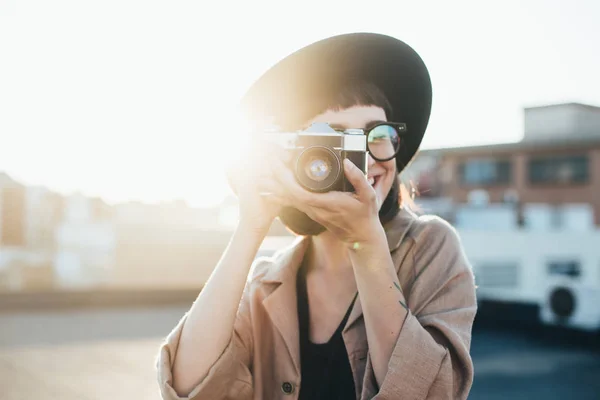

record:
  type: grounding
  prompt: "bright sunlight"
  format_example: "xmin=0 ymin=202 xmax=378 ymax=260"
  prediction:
xmin=2 ymin=1 xmax=599 ymax=207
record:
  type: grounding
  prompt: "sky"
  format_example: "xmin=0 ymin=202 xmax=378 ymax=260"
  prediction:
xmin=0 ymin=0 xmax=599 ymax=207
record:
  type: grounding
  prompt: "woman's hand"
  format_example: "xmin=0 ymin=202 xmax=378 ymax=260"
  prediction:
xmin=225 ymin=141 xmax=288 ymax=235
xmin=265 ymin=157 xmax=385 ymax=246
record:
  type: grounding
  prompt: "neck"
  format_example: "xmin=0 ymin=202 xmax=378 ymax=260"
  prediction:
xmin=306 ymin=231 xmax=352 ymax=273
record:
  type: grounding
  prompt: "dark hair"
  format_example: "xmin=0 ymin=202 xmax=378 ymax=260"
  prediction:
xmin=326 ymin=80 xmax=394 ymax=120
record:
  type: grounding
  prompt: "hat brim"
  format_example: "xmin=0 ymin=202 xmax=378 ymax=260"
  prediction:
xmin=240 ymin=32 xmax=432 ymax=171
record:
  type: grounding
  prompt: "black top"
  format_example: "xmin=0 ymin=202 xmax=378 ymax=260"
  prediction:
xmin=296 ymin=262 xmax=358 ymax=400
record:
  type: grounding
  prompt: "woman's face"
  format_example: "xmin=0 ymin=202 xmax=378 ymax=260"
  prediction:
xmin=308 ymin=105 xmax=398 ymax=210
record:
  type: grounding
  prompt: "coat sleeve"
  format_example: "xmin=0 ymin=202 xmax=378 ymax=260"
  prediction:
xmin=155 ymin=281 xmax=255 ymax=400
xmin=374 ymin=216 xmax=477 ymax=400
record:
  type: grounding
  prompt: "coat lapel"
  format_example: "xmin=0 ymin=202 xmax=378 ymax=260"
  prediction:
xmin=260 ymin=236 xmax=310 ymax=376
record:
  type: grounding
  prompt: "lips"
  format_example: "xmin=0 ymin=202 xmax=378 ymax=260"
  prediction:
xmin=367 ymin=175 xmax=380 ymax=187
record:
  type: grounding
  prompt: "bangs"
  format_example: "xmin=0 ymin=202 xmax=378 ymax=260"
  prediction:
xmin=272 ymin=81 xmax=394 ymax=131
xmin=327 ymin=80 xmax=393 ymax=120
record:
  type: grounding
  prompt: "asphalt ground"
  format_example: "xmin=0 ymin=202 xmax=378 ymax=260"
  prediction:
xmin=1 ymin=304 xmax=598 ymax=399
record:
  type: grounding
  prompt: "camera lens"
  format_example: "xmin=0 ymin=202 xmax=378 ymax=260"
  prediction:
xmin=367 ymin=124 xmax=400 ymax=161
xmin=305 ymin=158 xmax=331 ymax=182
xmin=295 ymin=147 xmax=340 ymax=192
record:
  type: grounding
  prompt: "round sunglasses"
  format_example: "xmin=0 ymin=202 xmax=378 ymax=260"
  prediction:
xmin=338 ymin=122 xmax=407 ymax=162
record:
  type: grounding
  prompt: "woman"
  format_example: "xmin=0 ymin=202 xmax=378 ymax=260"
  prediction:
xmin=157 ymin=33 xmax=477 ymax=400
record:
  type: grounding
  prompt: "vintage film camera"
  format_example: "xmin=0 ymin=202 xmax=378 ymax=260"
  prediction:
xmin=264 ymin=122 xmax=403 ymax=193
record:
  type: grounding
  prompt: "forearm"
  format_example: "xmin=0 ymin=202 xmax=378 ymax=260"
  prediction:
xmin=171 ymin=221 xmax=266 ymax=396
xmin=349 ymin=225 xmax=407 ymax=387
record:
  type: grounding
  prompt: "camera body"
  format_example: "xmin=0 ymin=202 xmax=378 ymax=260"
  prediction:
xmin=265 ymin=122 xmax=368 ymax=193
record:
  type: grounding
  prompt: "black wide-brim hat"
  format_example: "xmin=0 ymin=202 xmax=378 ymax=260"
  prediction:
xmin=240 ymin=32 xmax=432 ymax=172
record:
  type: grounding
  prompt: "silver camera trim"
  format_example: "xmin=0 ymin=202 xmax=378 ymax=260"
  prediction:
xmin=262 ymin=123 xmax=367 ymax=152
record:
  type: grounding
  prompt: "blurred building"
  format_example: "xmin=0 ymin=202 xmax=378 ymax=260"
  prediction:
xmin=0 ymin=171 xmax=297 ymax=291
xmin=0 ymin=172 xmax=120 ymax=291
xmin=53 ymin=194 xmax=116 ymax=289
xmin=112 ymin=200 xmax=231 ymax=288
xmin=111 ymin=195 xmax=295 ymax=288
xmin=0 ymin=174 xmax=66 ymax=249
xmin=402 ymin=102 xmax=600 ymax=332
xmin=218 ymin=194 xmax=296 ymax=236
xmin=0 ymin=174 xmax=65 ymax=290
xmin=405 ymin=103 xmax=600 ymax=226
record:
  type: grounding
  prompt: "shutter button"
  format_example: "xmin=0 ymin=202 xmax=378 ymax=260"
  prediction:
xmin=281 ymin=381 xmax=295 ymax=395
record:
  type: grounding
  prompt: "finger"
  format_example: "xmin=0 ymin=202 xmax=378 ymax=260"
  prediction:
xmin=256 ymin=176 xmax=291 ymax=206
xmin=279 ymin=148 xmax=292 ymax=164
xmin=257 ymin=178 xmax=287 ymax=198
xmin=270 ymin=157 xmax=364 ymax=213
xmin=270 ymin=158 xmax=327 ymax=208
xmin=343 ymin=159 xmax=376 ymax=203
xmin=225 ymin=161 xmax=243 ymax=195
xmin=261 ymin=192 xmax=289 ymax=208
xmin=255 ymin=139 xmax=291 ymax=166
xmin=307 ymin=190 xmax=355 ymax=211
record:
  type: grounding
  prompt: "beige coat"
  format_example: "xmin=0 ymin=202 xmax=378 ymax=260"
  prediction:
xmin=156 ymin=208 xmax=477 ymax=399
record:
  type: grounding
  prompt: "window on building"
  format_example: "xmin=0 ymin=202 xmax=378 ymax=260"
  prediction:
xmin=528 ymin=155 xmax=589 ymax=184
xmin=547 ymin=260 xmax=581 ymax=278
xmin=1 ymin=187 xmax=26 ymax=246
xmin=474 ymin=262 xmax=519 ymax=288
xmin=459 ymin=159 xmax=512 ymax=185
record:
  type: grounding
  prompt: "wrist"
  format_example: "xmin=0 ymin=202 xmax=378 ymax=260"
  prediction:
xmin=237 ymin=218 xmax=272 ymax=239
xmin=348 ymin=221 xmax=387 ymax=253
xmin=348 ymin=224 xmax=393 ymax=275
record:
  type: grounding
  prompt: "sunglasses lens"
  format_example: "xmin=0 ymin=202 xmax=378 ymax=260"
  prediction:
xmin=367 ymin=124 xmax=400 ymax=160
